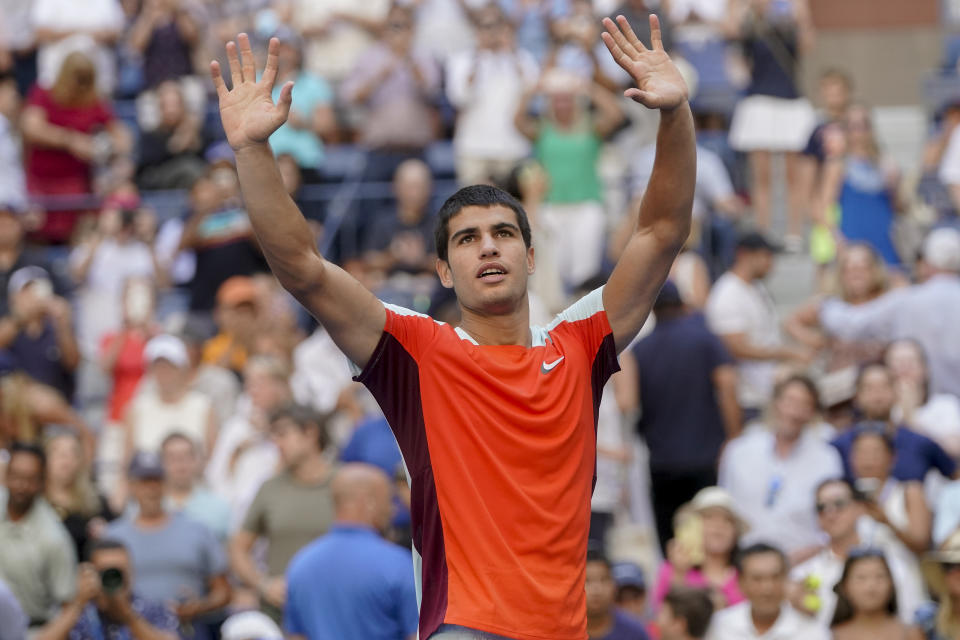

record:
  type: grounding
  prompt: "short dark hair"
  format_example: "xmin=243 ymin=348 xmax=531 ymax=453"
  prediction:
xmin=855 ymin=361 xmax=892 ymax=392
xmin=850 ymin=422 xmax=896 ymax=453
xmin=269 ymin=403 xmax=331 ymax=451
xmin=772 ymin=373 xmax=821 ymax=412
xmin=735 ymin=542 xmax=786 ymax=576
xmin=434 ymin=185 xmax=532 ymax=262
xmin=9 ymin=441 xmax=46 ymax=474
xmin=664 ymin=588 xmax=715 ymax=638
xmin=86 ymin=537 xmax=128 ymax=559
xmin=586 ymin=548 xmax=612 ymax=571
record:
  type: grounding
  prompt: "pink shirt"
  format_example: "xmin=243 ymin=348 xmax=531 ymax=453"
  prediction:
xmin=653 ymin=562 xmax=745 ymax=610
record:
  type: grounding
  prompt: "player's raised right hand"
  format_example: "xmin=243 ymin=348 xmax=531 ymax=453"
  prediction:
xmin=210 ymin=34 xmax=293 ymax=152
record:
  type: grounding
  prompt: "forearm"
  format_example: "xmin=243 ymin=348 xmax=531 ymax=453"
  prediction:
xmin=716 ymin=382 xmax=742 ymax=439
xmin=229 ymin=537 xmax=267 ymax=588
xmin=22 ymin=115 xmax=80 ymax=150
xmin=127 ymin=16 xmax=157 ymax=53
xmin=182 ymin=578 xmax=231 ymax=618
xmin=0 ymin=316 xmax=21 ymax=348
xmin=635 ymin=102 xmax=695 ymax=243
xmin=35 ymin=601 xmax=85 ymax=640
xmin=53 ymin=322 xmax=80 ymax=370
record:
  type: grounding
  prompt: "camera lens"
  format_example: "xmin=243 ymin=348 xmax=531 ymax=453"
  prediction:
xmin=100 ymin=567 xmax=124 ymax=594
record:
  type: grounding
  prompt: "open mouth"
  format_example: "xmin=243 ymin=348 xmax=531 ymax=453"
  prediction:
xmin=476 ymin=262 xmax=508 ymax=282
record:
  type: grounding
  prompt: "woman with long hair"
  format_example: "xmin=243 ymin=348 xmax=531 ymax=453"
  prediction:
xmin=830 ymin=549 xmax=923 ymax=640
xmin=918 ymin=530 xmax=960 ymax=640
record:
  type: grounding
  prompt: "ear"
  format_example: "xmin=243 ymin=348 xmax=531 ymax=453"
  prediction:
xmin=436 ymin=257 xmax=454 ymax=289
xmin=526 ymin=245 xmax=535 ymax=275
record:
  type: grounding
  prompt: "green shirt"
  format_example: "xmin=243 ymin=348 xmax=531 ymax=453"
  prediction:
xmin=535 ymin=120 xmax=603 ymax=204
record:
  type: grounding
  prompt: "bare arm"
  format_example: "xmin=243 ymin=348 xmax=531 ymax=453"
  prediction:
xmin=210 ymin=35 xmax=385 ymax=368
xmin=720 ymin=332 xmax=807 ymax=363
xmin=590 ymin=82 xmax=624 ymax=139
xmin=513 ymin=87 xmax=540 ymax=141
xmin=599 ymin=15 xmax=694 ymax=352
xmin=784 ymin=299 xmax=828 ymax=350
xmin=176 ymin=574 xmax=231 ymax=622
xmin=712 ymin=364 xmax=741 ymax=440
xmin=229 ymin=529 xmax=268 ymax=590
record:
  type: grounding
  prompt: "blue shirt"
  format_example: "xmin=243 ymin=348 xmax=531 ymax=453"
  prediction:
xmin=68 ymin=595 xmax=178 ymax=640
xmin=595 ymin=609 xmax=651 ymax=640
xmin=340 ymin=416 xmax=403 ymax=477
xmin=269 ymin=71 xmax=332 ymax=169
xmin=285 ymin=524 xmax=419 ymax=640
xmin=0 ymin=578 xmax=26 ymax=640
xmin=832 ymin=425 xmax=956 ymax=482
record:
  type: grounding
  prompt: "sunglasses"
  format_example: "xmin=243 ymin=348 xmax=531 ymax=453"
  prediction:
xmin=943 ymin=562 xmax=960 ymax=572
xmin=815 ymin=498 xmax=852 ymax=515
xmin=848 ymin=546 xmax=885 ymax=560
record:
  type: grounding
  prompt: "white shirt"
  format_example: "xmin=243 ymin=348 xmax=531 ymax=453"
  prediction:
xmin=290 ymin=328 xmax=355 ymax=415
xmin=719 ymin=426 xmax=843 ymax=553
xmin=893 ymin=394 xmax=960 ymax=459
xmin=939 ymin=124 xmax=960 ymax=186
xmin=630 ymin=144 xmax=735 ymax=220
xmin=707 ymin=602 xmax=829 ymax=640
xmin=292 ymin=0 xmax=390 ymax=80
xmin=0 ymin=114 xmax=26 ymax=211
xmin=446 ymin=48 xmax=539 ymax=160
xmin=128 ymin=387 xmax=211 ymax=455
xmin=706 ymin=272 xmax=782 ymax=409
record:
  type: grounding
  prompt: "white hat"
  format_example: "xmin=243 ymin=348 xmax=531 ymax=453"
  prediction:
xmin=690 ymin=486 xmax=750 ymax=534
xmin=220 ymin=611 xmax=284 ymax=640
xmin=143 ymin=334 xmax=189 ymax=369
xmin=922 ymin=227 xmax=960 ymax=273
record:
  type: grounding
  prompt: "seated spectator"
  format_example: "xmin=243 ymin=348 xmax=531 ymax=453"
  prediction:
xmin=828 ymin=550 xmax=918 ymax=640
xmin=160 ymin=432 xmax=231 ymax=542
xmin=446 ymin=4 xmax=539 ymax=185
xmin=656 ymin=587 xmax=715 ymax=640
xmin=831 ymin=363 xmax=956 ymax=484
xmin=21 ymin=51 xmax=132 ymax=243
xmin=0 ymin=443 xmax=76 ymax=629
xmin=341 ymin=4 xmax=441 ymax=182
xmin=706 ymin=231 xmax=811 ymax=421
xmin=789 ymin=479 xmax=924 ymax=626
xmin=0 ymin=577 xmax=27 ymax=640
xmin=0 ymin=266 xmax=78 ymax=400
xmin=719 ymin=375 xmax=844 ymax=556
xmin=706 ymin=543 xmax=828 ymax=640
xmin=884 ymin=339 xmax=960 ymax=459
xmin=0 ymin=203 xmax=66 ymax=318
xmin=153 ymin=171 xmax=217 ymax=293
xmin=613 ymin=562 xmax=648 ymax=622
xmin=106 ymin=452 xmax=231 ymax=638
xmin=136 ymin=80 xmax=209 ymax=190
xmin=0 ymin=75 xmax=26 ymax=212
xmin=284 ymin=464 xmax=418 ymax=640
xmin=655 ymin=487 xmax=746 ymax=612
xmin=202 ymin=276 xmax=260 ymax=376
xmin=37 ymin=539 xmax=179 ymax=640
xmin=230 ymin=404 xmax=335 ymax=622
xmin=917 ymin=530 xmax=960 ymax=640
xmin=127 ymin=0 xmax=201 ymax=91
xmin=44 ymin=431 xmax=114 ymax=561
xmin=585 ymin=549 xmax=651 ymax=639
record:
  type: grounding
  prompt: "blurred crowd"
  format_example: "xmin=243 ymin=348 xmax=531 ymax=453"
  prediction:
xmin=2 ymin=0 xmax=960 ymax=639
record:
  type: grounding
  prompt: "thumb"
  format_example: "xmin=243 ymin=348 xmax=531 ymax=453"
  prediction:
xmin=624 ymin=87 xmax=657 ymax=106
xmin=277 ymin=80 xmax=294 ymax=117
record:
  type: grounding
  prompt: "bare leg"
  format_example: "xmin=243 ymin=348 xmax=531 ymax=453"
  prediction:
xmin=749 ymin=150 xmax=772 ymax=229
xmin=786 ymin=151 xmax=811 ymax=239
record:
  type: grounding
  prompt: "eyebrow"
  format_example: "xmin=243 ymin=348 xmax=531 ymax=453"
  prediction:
xmin=450 ymin=222 xmax=521 ymax=244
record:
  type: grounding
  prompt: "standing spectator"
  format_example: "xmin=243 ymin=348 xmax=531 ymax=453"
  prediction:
xmin=656 ymin=588 xmax=715 ymax=640
xmin=819 ymin=228 xmax=960 ymax=397
xmin=0 ymin=75 xmax=26 ymax=212
xmin=726 ymin=0 xmax=816 ymax=243
xmin=446 ymin=4 xmax=539 ymax=185
xmin=800 ymin=68 xmax=854 ymax=172
xmin=706 ymin=544 xmax=828 ymax=640
xmin=230 ymin=404 xmax=336 ymax=621
xmin=0 ymin=443 xmax=76 ymax=629
xmin=706 ymin=231 xmax=810 ymax=421
xmin=585 ymin=550 xmax=652 ymax=639
xmin=284 ymin=464 xmax=418 ymax=640
xmin=613 ymin=563 xmax=649 ymax=622
xmin=136 ymin=80 xmax=209 ymax=190
xmin=161 ymin=432 xmax=231 ymax=543
xmin=0 ymin=203 xmax=64 ymax=319
xmin=36 ymin=539 xmax=179 ymax=640
xmin=341 ymin=4 xmax=441 ymax=182
xmin=106 ymin=452 xmax=231 ymax=639
xmin=21 ymin=52 xmax=132 ymax=243
xmin=629 ymin=281 xmax=740 ymax=548
xmin=0 ymin=577 xmax=27 ymax=640
xmin=127 ymin=0 xmax=201 ymax=90
xmin=291 ymin=0 xmax=390 ymax=83
xmin=0 ymin=0 xmax=37 ymax=96
xmin=828 ymin=551 xmax=921 ymax=640
xmin=720 ymin=375 xmax=844 ymax=555
xmin=202 ymin=276 xmax=260 ymax=376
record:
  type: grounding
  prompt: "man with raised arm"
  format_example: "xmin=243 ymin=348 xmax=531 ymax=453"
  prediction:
xmin=209 ymin=15 xmax=694 ymax=640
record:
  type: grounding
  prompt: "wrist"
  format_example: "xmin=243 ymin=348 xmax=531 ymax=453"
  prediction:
xmin=659 ymin=97 xmax=690 ymax=115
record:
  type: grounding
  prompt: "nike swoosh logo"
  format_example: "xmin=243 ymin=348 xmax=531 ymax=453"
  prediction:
xmin=541 ymin=356 xmax=564 ymax=374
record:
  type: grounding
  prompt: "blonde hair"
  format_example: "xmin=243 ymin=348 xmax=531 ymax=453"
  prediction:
xmin=831 ymin=243 xmax=888 ymax=303
xmin=0 ymin=374 xmax=40 ymax=444
xmin=50 ymin=52 xmax=98 ymax=108
xmin=44 ymin=431 xmax=101 ymax=518
xmin=937 ymin=598 xmax=960 ymax=638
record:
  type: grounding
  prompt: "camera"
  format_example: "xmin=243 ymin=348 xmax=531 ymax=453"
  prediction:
xmin=120 ymin=209 xmax=137 ymax=229
xmin=100 ymin=567 xmax=125 ymax=594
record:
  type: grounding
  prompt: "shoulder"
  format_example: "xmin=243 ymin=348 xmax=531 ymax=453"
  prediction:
xmin=727 ymin=427 xmax=769 ymax=455
xmin=287 ymin=536 xmax=331 ymax=577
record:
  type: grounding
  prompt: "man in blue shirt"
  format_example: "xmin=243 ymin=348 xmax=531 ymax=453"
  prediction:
xmin=831 ymin=362 xmax=956 ymax=482
xmin=586 ymin=551 xmax=651 ymax=640
xmin=284 ymin=464 xmax=419 ymax=640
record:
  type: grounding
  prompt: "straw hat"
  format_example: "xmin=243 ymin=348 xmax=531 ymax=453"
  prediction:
xmin=922 ymin=528 xmax=960 ymax=597
xmin=689 ymin=486 xmax=751 ymax=535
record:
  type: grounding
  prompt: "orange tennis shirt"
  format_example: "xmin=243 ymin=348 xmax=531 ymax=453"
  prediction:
xmin=354 ymin=287 xmax=620 ymax=640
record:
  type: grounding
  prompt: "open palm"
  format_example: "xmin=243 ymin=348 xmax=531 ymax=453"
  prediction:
xmin=210 ymin=34 xmax=293 ymax=151
xmin=601 ymin=14 xmax=688 ymax=110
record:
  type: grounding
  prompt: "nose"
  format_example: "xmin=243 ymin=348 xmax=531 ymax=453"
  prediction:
xmin=479 ymin=232 xmax=500 ymax=257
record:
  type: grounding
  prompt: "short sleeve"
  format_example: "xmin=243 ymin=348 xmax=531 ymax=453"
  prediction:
xmin=705 ymin=286 xmax=750 ymax=336
xmin=549 ymin=287 xmax=615 ymax=356
xmin=704 ymin=323 xmax=735 ymax=370
xmin=241 ymin=483 xmax=269 ymax=535
xmin=355 ymin=304 xmax=442 ymax=374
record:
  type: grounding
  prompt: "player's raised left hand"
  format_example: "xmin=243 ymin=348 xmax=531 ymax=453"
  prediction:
xmin=600 ymin=14 xmax=688 ymax=111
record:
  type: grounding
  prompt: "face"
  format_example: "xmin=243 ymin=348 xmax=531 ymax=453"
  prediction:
xmin=161 ymin=438 xmax=197 ymax=489
xmin=656 ymin=602 xmax=685 ymax=640
xmin=701 ymin=507 xmax=738 ymax=556
xmin=157 ymin=82 xmax=185 ymax=127
xmin=884 ymin=341 xmax=926 ymax=388
xmin=0 ymin=210 xmax=23 ymax=248
xmin=842 ymin=556 xmax=892 ymax=615
xmin=46 ymin=435 xmax=82 ymax=486
xmin=270 ymin=417 xmax=315 ymax=468
xmin=220 ymin=303 xmax=258 ymax=338
xmin=739 ymin=552 xmax=786 ymax=619
xmin=131 ymin=477 xmax=165 ymax=517
xmin=5 ymin=452 xmax=43 ymax=513
xmin=91 ymin=548 xmax=131 ymax=610
xmin=585 ymin=561 xmax=616 ymax=617
xmin=276 ymin=42 xmax=301 ymax=75
xmin=549 ymin=91 xmax=579 ymax=125
xmin=151 ymin=359 xmax=184 ymax=396
xmin=277 ymin=155 xmax=302 ymax=195
xmin=845 ymin=106 xmax=874 ymax=153
xmin=617 ymin=587 xmax=647 ymax=622
xmin=384 ymin=9 xmax=414 ymax=52
xmin=190 ymin=177 xmax=223 ymax=215
xmin=855 ymin=367 xmax=895 ymax=420
xmin=436 ymin=206 xmax=534 ymax=316
xmin=840 ymin=246 xmax=877 ymax=300
xmin=475 ymin=9 xmax=504 ymax=49
xmin=773 ymin=382 xmax=816 ymax=438
xmin=393 ymin=162 xmax=432 ymax=219
xmin=850 ymin=433 xmax=893 ymax=481
xmin=820 ymin=76 xmax=851 ymax=115
xmin=816 ymin=482 xmax=859 ymax=540
xmin=244 ymin=366 xmax=289 ymax=411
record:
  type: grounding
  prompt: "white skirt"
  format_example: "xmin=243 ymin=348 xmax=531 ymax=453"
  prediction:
xmin=728 ymin=94 xmax=816 ymax=152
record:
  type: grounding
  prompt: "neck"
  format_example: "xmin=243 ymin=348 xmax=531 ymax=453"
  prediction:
xmin=851 ymin=610 xmax=891 ymax=626
xmin=166 ymin=482 xmax=193 ymax=503
xmin=6 ymin=501 xmax=30 ymax=522
xmin=158 ymin=386 xmax=184 ymax=403
xmin=751 ymin=606 xmax=781 ymax=634
xmin=458 ymin=299 xmax=532 ymax=347
xmin=831 ymin=530 xmax=861 ymax=557
xmin=291 ymin=453 xmax=327 ymax=483
xmin=703 ymin=551 xmax=730 ymax=571
xmin=135 ymin=510 xmax=169 ymax=528
xmin=731 ymin=263 xmax=755 ymax=283
xmin=774 ymin=429 xmax=801 ymax=457
xmin=586 ymin=609 xmax=614 ymax=636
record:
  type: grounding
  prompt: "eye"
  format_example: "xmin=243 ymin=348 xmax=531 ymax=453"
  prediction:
xmin=496 ymin=229 xmax=514 ymax=238
xmin=458 ymin=234 xmax=475 ymax=244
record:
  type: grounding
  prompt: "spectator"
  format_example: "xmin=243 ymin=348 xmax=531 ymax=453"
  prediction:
xmin=514 ymin=70 xmax=623 ymax=291
xmin=160 ymin=432 xmax=231 ymax=542
xmin=725 ymin=0 xmax=816 ymax=244
xmin=0 ymin=577 xmax=27 ymax=640
xmin=828 ymin=550 xmax=920 ymax=640
xmin=229 ymin=404 xmax=335 ymax=622
xmin=613 ymin=562 xmax=648 ymax=622
xmin=341 ymin=4 xmax=441 ymax=182
xmin=36 ymin=538 xmax=179 ymax=640
xmin=290 ymin=0 xmax=389 ymax=83
xmin=800 ymin=68 xmax=854 ymax=171
xmin=202 ymin=276 xmax=260 ymax=375
xmin=628 ymin=281 xmax=740 ymax=548
xmin=655 ymin=487 xmax=747 ymax=612
xmin=136 ymin=80 xmax=209 ymax=190
xmin=106 ymin=452 xmax=231 ymax=639
xmin=447 ymin=4 xmax=539 ymax=185
xmin=0 ymin=442 xmax=76 ymax=629
xmin=831 ymin=363 xmax=956 ymax=484
xmin=706 ymin=231 xmax=810 ymax=421
xmin=127 ymin=0 xmax=201 ymax=90
xmin=0 ymin=0 xmax=37 ymax=96
xmin=153 ymin=171 xmax=215 ymax=293
xmin=284 ymin=464 xmax=418 ymax=640
xmin=884 ymin=339 xmax=960 ymax=460
xmin=819 ymin=228 xmax=960 ymax=397
xmin=0 ymin=266 xmax=78 ymax=400
xmin=548 ymin=0 xmax=624 ymax=88
xmin=585 ymin=549 xmax=652 ymax=640
xmin=719 ymin=375 xmax=844 ymax=555
xmin=340 ymin=414 xmax=404 ymax=480
xmin=656 ymin=587 xmax=715 ymax=640
xmin=917 ymin=531 xmax=960 ymax=640
xmin=44 ymin=431 xmax=114 ymax=561
xmin=264 ymin=29 xmax=335 ymax=181
xmin=706 ymin=543 xmax=828 ymax=640
xmin=21 ymin=51 xmax=132 ymax=243
xmin=0 ymin=75 xmax=26 ymax=211
xmin=789 ymin=478 xmax=924 ymax=627
xmin=0 ymin=373 xmax=92 ymax=455
xmin=180 ymin=322 xmax=241 ymax=427
xmin=0 ymin=203 xmax=65 ymax=319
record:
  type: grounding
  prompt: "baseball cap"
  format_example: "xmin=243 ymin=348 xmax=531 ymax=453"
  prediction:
xmin=217 ymin=276 xmax=258 ymax=308
xmin=7 ymin=265 xmax=51 ymax=298
xmin=144 ymin=334 xmax=189 ymax=369
xmin=220 ymin=611 xmax=283 ymax=640
xmin=611 ymin=562 xmax=646 ymax=591
xmin=736 ymin=230 xmax=782 ymax=253
xmin=128 ymin=451 xmax=164 ymax=479
xmin=922 ymin=227 xmax=960 ymax=273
